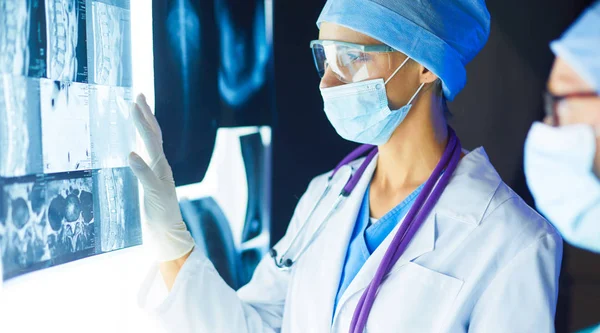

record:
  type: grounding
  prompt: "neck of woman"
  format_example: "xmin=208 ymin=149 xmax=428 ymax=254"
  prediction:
xmin=371 ymin=93 xmax=449 ymax=193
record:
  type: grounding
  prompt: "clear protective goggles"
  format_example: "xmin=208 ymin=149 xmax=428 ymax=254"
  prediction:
xmin=310 ymin=40 xmax=403 ymax=83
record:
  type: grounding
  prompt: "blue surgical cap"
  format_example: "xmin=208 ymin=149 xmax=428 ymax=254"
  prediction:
xmin=317 ymin=0 xmax=491 ymax=101
xmin=550 ymin=1 xmax=600 ymax=94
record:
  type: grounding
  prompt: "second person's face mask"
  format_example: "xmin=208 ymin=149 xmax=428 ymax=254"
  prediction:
xmin=320 ymin=58 xmax=425 ymax=146
xmin=524 ymin=122 xmax=600 ymax=253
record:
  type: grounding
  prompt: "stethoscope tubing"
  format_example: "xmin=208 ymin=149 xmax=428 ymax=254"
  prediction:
xmin=350 ymin=129 xmax=462 ymax=333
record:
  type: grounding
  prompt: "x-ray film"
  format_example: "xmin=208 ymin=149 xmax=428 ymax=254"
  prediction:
xmin=88 ymin=0 xmax=132 ymax=87
xmin=93 ymin=167 xmax=141 ymax=252
xmin=40 ymin=78 xmax=92 ymax=173
xmin=153 ymin=0 xmax=274 ymax=185
xmin=0 ymin=171 xmax=95 ymax=280
xmin=0 ymin=167 xmax=142 ymax=280
xmin=0 ymin=0 xmax=146 ymax=281
xmin=0 ymin=75 xmax=44 ymax=178
xmin=0 ymin=0 xmax=47 ymax=77
xmin=89 ymin=85 xmax=135 ymax=169
xmin=45 ymin=0 xmax=88 ymax=82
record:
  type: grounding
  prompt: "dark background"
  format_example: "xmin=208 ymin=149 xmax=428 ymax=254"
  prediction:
xmin=270 ymin=0 xmax=600 ymax=331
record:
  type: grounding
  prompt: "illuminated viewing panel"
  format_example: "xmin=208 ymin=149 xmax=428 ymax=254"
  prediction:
xmin=0 ymin=0 xmax=142 ymax=281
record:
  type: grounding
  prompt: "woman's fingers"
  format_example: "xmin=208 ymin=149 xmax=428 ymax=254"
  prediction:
xmin=132 ymin=101 xmax=165 ymax=161
xmin=128 ymin=152 xmax=159 ymax=189
xmin=136 ymin=94 xmax=162 ymax=137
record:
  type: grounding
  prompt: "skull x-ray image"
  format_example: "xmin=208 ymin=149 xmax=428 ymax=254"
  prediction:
xmin=0 ymin=0 xmax=142 ymax=281
xmin=0 ymin=0 xmax=47 ymax=77
xmin=0 ymin=75 xmax=43 ymax=178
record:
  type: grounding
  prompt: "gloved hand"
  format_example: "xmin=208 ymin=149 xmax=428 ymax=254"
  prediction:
xmin=128 ymin=94 xmax=195 ymax=262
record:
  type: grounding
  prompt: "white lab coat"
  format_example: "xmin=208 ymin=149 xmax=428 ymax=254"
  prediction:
xmin=139 ymin=147 xmax=563 ymax=333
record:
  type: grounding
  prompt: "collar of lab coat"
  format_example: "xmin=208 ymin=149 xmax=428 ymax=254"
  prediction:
xmin=346 ymin=147 xmax=501 ymax=226
xmin=304 ymin=147 xmax=502 ymax=328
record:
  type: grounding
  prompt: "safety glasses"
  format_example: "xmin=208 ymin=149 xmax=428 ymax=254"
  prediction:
xmin=310 ymin=40 xmax=399 ymax=83
xmin=544 ymin=91 xmax=599 ymax=125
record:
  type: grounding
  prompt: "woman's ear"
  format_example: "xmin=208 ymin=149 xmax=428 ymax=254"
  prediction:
xmin=419 ymin=66 xmax=439 ymax=85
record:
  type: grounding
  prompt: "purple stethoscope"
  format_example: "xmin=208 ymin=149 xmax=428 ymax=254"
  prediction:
xmin=269 ymin=128 xmax=462 ymax=333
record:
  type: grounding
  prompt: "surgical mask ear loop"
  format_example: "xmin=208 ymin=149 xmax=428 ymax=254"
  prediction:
xmin=384 ymin=56 xmax=411 ymax=85
xmin=383 ymin=56 xmax=426 ymax=107
xmin=406 ymin=82 xmax=426 ymax=105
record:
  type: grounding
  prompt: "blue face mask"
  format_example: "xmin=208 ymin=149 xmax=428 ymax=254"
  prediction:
xmin=524 ymin=122 xmax=600 ymax=253
xmin=320 ymin=59 xmax=425 ymax=146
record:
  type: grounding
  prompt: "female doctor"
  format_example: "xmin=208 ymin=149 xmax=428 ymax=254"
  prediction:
xmin=132 ymin=0 xmax=563 ymax=332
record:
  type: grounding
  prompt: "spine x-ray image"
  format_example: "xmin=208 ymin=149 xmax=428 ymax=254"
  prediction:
xmin=89 ymin=85 xmax=135 ymax=169
xmin=87 ymin=0 xmax=132 ymax=87
xmin=45 ymin=0 xmax=88 ymax=82
xmin=0 ymin=0 xmax=47 ymax=78
xmin=0 ymin=75 xmax=43 ymax=178
xmin=0 ymin=0 xmax=141 ymax=281
xmin=93 ymin=167 xmax=141 ymax=252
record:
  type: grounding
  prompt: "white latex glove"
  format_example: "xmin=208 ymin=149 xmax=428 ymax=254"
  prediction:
xmin=128 ymin=94 xmax=195 ymax=262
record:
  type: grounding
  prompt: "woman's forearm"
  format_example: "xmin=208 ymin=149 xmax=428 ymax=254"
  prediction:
xmin=159 ymin=248 xmax=193 ymax=291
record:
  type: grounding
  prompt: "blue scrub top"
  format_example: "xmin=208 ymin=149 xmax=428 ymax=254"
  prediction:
xmin=333 ymin=184 xmax=423 ymax=314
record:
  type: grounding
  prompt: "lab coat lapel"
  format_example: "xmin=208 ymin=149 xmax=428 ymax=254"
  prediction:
xmin=305 ymin=155 xmax=378 ymax=330
xmin=332 ymin=148 xmax=501 ymax=321
xmin=333 ymin=209 xmax=436 ymax=320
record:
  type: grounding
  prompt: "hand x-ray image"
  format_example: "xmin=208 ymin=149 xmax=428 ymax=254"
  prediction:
xmin=0 ymin=0 xmax=47 ymax=77
xmin=0 ymin=75 xmax=43 ymax=178
xmin=45 ymin=0 xmax=88 ymax=82
xmin=40 ymin=78 xmax=92 ymax=173
xmin=87 ymin=0 xmax=132 ymax=87
xmin=153 ymin=0 xmax=274 ymax=186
